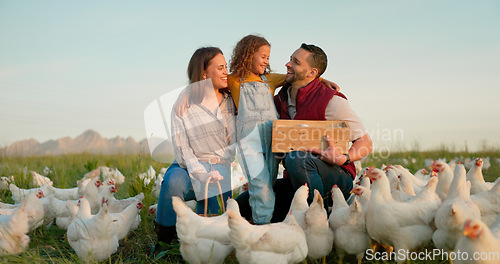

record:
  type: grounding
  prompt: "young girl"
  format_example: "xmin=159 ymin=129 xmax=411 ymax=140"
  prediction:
xmin=154 ymin=47 xmax=235 ymax=248
xmin=228 ymin=34 xmax=339 ymax=224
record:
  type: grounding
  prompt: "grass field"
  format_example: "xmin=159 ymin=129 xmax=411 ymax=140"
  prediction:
xmin=0 ymin=150 xmax=499 ymax=263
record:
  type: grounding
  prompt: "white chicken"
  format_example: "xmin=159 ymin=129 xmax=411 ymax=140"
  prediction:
xmin=83 ymin=178 xmax=103 ymax=214
xmin=330 ymin=196 xmax=370 ymax=264
xmin=109 ymin=199 xmax=144 ymax=241
xmin=0 ymin=198 xmax=30 ymax=255
xmin=397 ymin=170 xmax=418 ymax=196
xmin=409 ymin=176 xmax=441 ymax=206
xmin=385 ymin=167 xmax=413 ymax=202
xmin=67 ymin=199 xmax=119 ymax=262
xmin=152 ymin=174 xmax=163 ymax=198
xmin=303 ymin=190 xmax=334 ymax=263
xmin=138 ymin=165 xmax=156 ymax=186
xmin=99 ymin=185 xmax=145 ymax=213
xmin=350 ymin=185 xmax=371 ymax=211
xmin=9 ymin=183 xmax=53 ymax=204
xmin=467 ymin=158 xmax=494 ymax=195
xmin=432 ymin=164 xmax=481 ymax=252
xmin=100 ymin=167 xmax=125 ymax=185
xmin=77 ymin=178 xmax=91 ymax=198
xmin=470 ymin=180 xmax=500 ymax=226
xmin=432 ymin=160 xmax=454 ymax=201
xmin=227 ymin=199 xmax=308 ymax=264
xmin=31 ymin=171 xmax=52 ymax=187
xmin=55 ymin=200 xmax=79 ymax=230
xmin=365 ymin=168 xmax=436 ymax=262
xmin=414 ymin=168 xmax=430 ymax=182
xmin=42 ymin=166 xmax=52 ymax=176
xmin=0 ymin=176 xmax=14 ymax=190
xmin=45 ymin=184 xmax=80 ymax=201
xmin=172 ymin=196 xmax=235 ymax=264
xmin=82 ymin=167 xmax=101 ymax=180
xmin=148 ymin=203 xmax=158 ymax=217
xmin=393 ymin=164 xmax=426 ymax=190
xmin=288 ymin=185 xmax=309 ymax=230
xmin=98 ymin=178 xmax=116 ymax=193
xmin=454 ymin=218 xmax=500 ymax=264
xmin=0 ymin=190 xmax=45 ymax=231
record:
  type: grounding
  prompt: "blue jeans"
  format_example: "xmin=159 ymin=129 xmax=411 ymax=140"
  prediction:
xmin=236 ymin=78 xmax=279 ymax=224
xmin=155 ymin=162 xmax=232 ymax=227
xmin=284 ymin=151 xmax=353 ymax=202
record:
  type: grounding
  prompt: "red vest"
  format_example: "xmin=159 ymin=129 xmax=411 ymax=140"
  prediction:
xmin=274 ymin=78 xmax=356 ymax=179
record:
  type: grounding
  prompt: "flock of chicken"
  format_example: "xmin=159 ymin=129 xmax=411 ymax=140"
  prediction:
xmin=0 ymin=166 xmax=146 ymax=262
xmin=169 ymin=157 xmax=500 ymax=264
xmin=1 ymin=158 xmax=499 ymax=263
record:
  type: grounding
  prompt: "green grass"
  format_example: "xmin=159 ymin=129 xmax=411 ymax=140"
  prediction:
xmin=0 ymin=151 xmax=499 ymax=263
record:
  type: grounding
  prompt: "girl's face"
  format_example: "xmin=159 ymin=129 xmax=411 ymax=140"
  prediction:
xmin=251 ymin=45 xmax=270 ymax=76
xmin=203 ymin=53 xmax=228 ymax=89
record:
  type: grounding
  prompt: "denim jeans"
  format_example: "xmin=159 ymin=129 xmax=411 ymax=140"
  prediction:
xmin=236 ymin=77 xmax=279 ymax=224
xmin=155 ymin=162 xmax=232 ymax=227
xmin=284 ymin=150 xmax=353 ymax=202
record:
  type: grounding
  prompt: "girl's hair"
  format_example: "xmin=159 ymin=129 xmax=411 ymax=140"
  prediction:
xmin=175 ymin=47 xmax=223 ymax=116
xmin=230 ymin=34 xmax=271 ymax=79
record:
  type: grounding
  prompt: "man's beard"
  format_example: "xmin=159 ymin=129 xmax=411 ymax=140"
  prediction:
xmin=285 ymin=69 xmax=307 ymax=84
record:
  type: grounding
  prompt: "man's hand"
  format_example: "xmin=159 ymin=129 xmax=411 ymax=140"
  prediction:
xmin=306 ymin=135 xmax=347 ymax=166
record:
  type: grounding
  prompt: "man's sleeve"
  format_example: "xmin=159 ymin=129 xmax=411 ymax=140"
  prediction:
xmin=325 ymin=96 xmax=367 ymax=141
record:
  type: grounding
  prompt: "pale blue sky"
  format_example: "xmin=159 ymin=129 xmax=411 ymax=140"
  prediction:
xmin=1 ymin=0 xmax=499 ymax=152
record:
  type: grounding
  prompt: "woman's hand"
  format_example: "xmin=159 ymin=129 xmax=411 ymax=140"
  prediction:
xmin=193 ymin=170 xmax=224 ymax=183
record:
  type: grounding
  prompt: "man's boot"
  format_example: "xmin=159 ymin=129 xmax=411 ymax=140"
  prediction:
xmin=151 ymin=221 xmax=177 ymax=255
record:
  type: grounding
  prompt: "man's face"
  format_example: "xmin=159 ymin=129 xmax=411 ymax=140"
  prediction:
xmin=285 ymin=48 xmax=312 ymax=85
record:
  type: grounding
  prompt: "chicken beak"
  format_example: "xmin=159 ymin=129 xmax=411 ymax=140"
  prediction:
xmin=463 ymin=219 xmax=473 ymax=238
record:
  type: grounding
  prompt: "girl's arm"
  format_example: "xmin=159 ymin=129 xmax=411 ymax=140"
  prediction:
xmin=320 ymin=78 xmax=340 ymax=91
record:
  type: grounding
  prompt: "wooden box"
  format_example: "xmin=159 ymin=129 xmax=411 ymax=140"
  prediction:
xmin=271 ymin=120 xmax=350 ymax=153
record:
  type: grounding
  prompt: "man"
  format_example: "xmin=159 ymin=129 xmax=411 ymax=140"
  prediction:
xmin=274 ymin=43 xmax=373 ymax=203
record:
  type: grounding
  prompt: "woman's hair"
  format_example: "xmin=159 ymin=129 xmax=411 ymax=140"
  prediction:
xmin=187 ymin=47 xmax=223 ymax=84
xmin=175 ymin=47 xmax=223 ymax=116
xmin=230 ymin=34 xmax=271 ymax=79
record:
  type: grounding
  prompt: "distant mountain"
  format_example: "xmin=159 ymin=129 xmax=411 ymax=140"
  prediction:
xmin=1 ymin=130 xmax=156 ymax=157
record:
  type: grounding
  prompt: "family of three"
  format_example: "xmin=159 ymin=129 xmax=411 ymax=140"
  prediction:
xmin=153 ymin=34 xmax=373 ymax=250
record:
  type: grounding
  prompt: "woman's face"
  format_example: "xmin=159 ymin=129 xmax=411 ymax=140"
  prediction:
xmin=203 ymin=53 xmax=228 ymax=89
xmin=251 ymin=45 xmax=270 ymax=76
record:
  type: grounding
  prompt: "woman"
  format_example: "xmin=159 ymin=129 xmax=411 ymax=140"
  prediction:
xmin=154 ymin=47 xmax=235 ymax=247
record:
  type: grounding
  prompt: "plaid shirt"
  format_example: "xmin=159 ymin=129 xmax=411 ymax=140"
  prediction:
xmin=171 ymin=90 xmax=236 ymax=175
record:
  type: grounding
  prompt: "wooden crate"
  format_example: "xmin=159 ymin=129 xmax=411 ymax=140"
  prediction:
xmin=271 ymin=120 xmax=350 ymax=153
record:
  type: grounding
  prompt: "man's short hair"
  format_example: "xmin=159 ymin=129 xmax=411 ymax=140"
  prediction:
xmin=300 ymin=43 xmax=327 ymax=77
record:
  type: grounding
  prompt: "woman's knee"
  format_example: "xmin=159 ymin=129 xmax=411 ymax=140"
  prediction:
xmin=160 ymin=166 xmax=190 ymax=197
